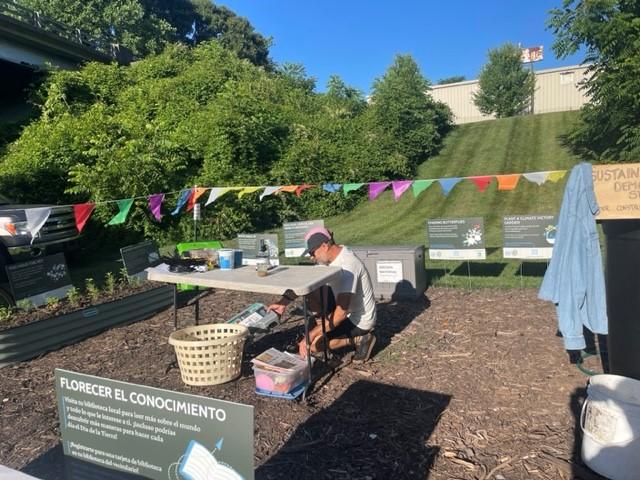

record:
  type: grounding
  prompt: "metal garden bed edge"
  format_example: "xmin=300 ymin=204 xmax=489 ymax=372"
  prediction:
xmin=0 ymin=285 xmax=173 ymax=368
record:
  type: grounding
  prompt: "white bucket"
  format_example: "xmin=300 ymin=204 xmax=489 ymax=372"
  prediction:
xmin=218 ymin=249 xmax=234 ymax=270
xmin=581 ymin=374 xmax=640 ymax=480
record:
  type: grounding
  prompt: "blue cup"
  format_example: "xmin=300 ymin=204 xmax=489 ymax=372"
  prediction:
xmin=233 ymin=249 xmax=243 ymax=267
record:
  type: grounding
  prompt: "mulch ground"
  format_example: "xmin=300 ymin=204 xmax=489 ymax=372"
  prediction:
xmin=0 ymin=287 xmax=606 ymax=480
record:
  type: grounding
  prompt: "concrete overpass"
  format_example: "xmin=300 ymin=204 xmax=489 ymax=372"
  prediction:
xmin=0 ymin=0 xmax=132 ymax=125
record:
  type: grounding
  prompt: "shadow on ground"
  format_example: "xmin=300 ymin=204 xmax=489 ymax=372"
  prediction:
xmin=256 ymin=380 xmax=451 ymax=479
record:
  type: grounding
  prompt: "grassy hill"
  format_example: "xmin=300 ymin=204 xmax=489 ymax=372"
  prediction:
xmin=324 ymin=111 xmax=584 ymax=287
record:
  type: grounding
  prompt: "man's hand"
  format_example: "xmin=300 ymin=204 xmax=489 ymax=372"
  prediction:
xmin=267 ymin=303 xmax=286 ymax=317
xmin=298 ymin=338 xmax=308 ymax=358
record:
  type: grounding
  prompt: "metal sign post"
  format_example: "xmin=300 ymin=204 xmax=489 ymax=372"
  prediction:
xmin=193 ymin=202 xmax=201 ymax=242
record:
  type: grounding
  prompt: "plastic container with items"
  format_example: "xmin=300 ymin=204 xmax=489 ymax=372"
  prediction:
xmin=251 ymin=348 xmax=311 ymax=399
xmin=227 ymin=303 xmax=282 ymax=334
xmin=169 ymin=324 xmax=248 ymax=386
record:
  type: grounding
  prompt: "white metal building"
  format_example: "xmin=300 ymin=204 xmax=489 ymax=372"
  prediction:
xmin=430 ymin=64 xmax=592 ymax=124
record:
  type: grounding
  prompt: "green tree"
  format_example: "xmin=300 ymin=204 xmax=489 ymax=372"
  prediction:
xmin=15 ymin=0 xmax=271 ymax=63
xmin=548 ymin=0 xmax=640 ymax=162
xmin=473 ymin=43 xmax=535 ymax=118
xmin=368 ymin=54 xmax=453 ymax=173
xmin=437 ymin=75 xmax=466 ymax=85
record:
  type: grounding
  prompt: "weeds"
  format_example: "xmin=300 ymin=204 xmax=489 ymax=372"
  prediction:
xmin=85 ymin=278 xmax=100 ymax=303
xmin=67 ymin=287 xmax=81 ymax=307
xmin=104 ymin=272 xmax=117 ymax=294
xmin=45 ymin=296 xmax=60 ymax=308
xmin=16 ymin=299 xmax=34 ymax=312
xmin=0 ymin=306 xmax=12 ymax=321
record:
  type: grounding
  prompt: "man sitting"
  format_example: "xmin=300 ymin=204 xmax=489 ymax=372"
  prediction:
xmin=268 ymin=227 xmax=377 ymax=362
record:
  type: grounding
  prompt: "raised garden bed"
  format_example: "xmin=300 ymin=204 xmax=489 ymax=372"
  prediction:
xmin=0 ymin=284 xmax=173 ymax=368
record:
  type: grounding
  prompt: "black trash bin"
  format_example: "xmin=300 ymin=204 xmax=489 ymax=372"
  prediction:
xmin=602 ymin=219 xmax=640 ymax=380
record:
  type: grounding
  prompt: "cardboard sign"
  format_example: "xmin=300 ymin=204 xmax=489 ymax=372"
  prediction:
xmin=55 ymin=369 xmax=254 ymax=480
xmin=237 ymin=233 xmax=280 ymax=266
xmin=6 ymin=253 xmax=72 ymax=306
xmin=283 ymin=219 xmax=324 ymax=257
xmin=593 ymin=163 xmax=640 ymax=219
xmin=120 ymin=241 xmax=160 ymax=279
xmin=502 ymin=215 xmax=557 ymax=259
xmin=426 ymin=217 xmax=486 ymax=260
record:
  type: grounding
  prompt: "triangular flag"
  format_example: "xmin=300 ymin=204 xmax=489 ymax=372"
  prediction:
xmin=323 ymin=183 xmax=342 ymax=193
xmin=523 ymin=172 xmax=549 ymax=186
xmin=237 ymin=186 xmax=261 ymax=198
xmin=148 ymin=194 xmax=164 ymax=221
xmin=343 ymin=183 xmax=365 ymax=196
xmin=260 ymin=186 xmax=280 ymax=201
xmin=438 ymin=177 xmax=462 ymax=196
xmin=74 ymin=203 xmax=95 ymax=233
xmin=172 ymin=189 xmax=193 ymax=215
xmin=368 ymin=182 xmax=390 ymax=200
xmin=412 ymin=179 xmax=434 ymax=197
xmin=392 ymin=180 xmax=413 ymax=201
xmin=295 ymin=184 xmax=313 ymax=197
xmin=277 ymin=185 xmax=298 ymax=194
xmin=469 ymin=176 xmax=493 ymax=193
xmin=25 ymin=207 xmax=51 ymax=244
xmin=496 ymin=174 xmax=521 ymax=191
xmin=547 ymin=170 xmax=567 ymax=183
xmin=205 ymin=187 xmax=232 ymax=206
xmin=187 ymin=187 xmax=207 ymax=211
xmin=107 ymin=198 xmax=134 ymax=225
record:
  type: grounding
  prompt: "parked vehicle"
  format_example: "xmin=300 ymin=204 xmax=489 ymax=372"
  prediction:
xmin=0 ymin=194 xmax=79 ymax=307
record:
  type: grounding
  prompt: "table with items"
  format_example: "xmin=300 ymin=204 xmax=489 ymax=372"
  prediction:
xmin=146 ymin=264 xmax=341 ymax=398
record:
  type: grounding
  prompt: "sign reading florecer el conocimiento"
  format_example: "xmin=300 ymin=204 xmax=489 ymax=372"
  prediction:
xmin=55 ymin=369 xmax=254 ymax=480
xmin=593 ymin=163 xmax=640 ymax=219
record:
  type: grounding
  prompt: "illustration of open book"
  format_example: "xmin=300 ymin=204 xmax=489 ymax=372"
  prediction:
xmin=178 ymin=440 xmax=243 ymax=480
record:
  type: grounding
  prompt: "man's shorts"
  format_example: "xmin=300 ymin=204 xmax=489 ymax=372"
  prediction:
xmin=318 ymin=287 xmax=370 ymax=339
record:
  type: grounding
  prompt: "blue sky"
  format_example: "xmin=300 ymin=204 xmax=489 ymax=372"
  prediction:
xmin=216 ymin=0 xmax=586 ymax=94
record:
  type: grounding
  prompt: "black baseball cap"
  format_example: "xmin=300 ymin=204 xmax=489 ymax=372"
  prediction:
xmin=301 ymin=227 xmax=332 ymax=256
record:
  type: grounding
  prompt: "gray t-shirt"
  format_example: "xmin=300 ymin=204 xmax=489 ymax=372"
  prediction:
xmin=329 ymin=246 xmax=377 ymax=331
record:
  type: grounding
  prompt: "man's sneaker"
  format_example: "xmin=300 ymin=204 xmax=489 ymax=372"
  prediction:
xmin=352 ymin=332 xmax=376 ymax=363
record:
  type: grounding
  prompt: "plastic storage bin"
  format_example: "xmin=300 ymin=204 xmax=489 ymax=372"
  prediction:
xmin=350 ymin=245 xmax=427 ymax=300
xmin=253 ymin=363 xmax=310 ymax=394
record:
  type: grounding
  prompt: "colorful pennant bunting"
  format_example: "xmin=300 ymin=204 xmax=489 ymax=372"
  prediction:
xmin=107 ymin=198 xmax=134 ymax=226
xmin=343 ymin=183 xmax=365 ymax=196
xmin=392 ymin=180 xmax=413 ymax=201
xmin=260 ymin=186 xmax=280 ymax=201
xmin=187 ymin=187 xmax=207 ymax=211
xmin=172 ymin=189 xmax=193 ymax=215
xmin=368 ymin=182 xmax=390 ymax=201
xmin=412 ymin=179 xmax=434 ymax=197
xmin=148 ymin=194 xmax=164 ymax=221
xmin=523 ymin=172 xmax=549 ymax=186
xmin=438 ymin=178 xmax=462 ymax=196
xmin=496 ymin=174 xmax=521 ymax=191
xmin=74 ymin=203 xmax=95 ymax=233
xmin=237 ymin=187 xmax=261 ymax=198
xmin=323 ymin=183 xmax=342 ymax=193
xmin=295 ymin=184 xmax=313 ymax=197
xmin=25 ymin=207 xmax=51 ymax=244
xmin=205 ymin=187 xmax=232 ymax=206
xmin=469 ymin=176 xmax=493 ymax=193
xmin=277 ymin=186 xmax=298 ymax=194
xmin=547 ymin=171 xmax=567 ymax=183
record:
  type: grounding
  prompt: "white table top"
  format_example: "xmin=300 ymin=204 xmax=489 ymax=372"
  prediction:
xmin=147 ymin=264 xmax=342 ymax=296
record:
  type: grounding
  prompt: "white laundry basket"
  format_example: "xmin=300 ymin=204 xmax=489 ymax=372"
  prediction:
xmin=581 ymin=374 xmax=640 ymax=480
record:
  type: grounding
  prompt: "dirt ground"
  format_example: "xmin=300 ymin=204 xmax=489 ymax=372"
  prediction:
xmin=0 ymin=287 xmax=607 ymax=480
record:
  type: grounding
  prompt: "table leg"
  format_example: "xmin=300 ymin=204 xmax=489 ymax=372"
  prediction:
xmin=319 ymin=286 xmax=328 ymax=363
xmin=303 ymin=295 xmax=312 ymax=401
xmin=173 ymin=284 xmax=178 ymax=329
xmin=195 ymin=299 xmax=200 ymax=326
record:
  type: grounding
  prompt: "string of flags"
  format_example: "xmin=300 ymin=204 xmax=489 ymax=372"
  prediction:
xmin=12 ymin=169 xmax=568 ymax=242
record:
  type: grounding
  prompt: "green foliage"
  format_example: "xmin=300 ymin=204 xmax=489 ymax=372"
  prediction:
xmin=66 ymin=287 xmax=81 ymax=306
xmin=548 ymin=0 xmax=640 ymax=162
xmin=473 ymin=43 xmax=535 ymax=118
xmin=16 ymin=299 xmax=34 ymax=311
xmin=437 ymin=76 xmax=466 ymax=85
xmin=0 ymin=43 xmax=454 ymax=245
xmin=84 ymin=278 xmax=100 ymax=303
xmin=45 ymin=296 xmax=60 ymax=308
xmin=369 ymin=55 xmax=453 ymax=173
xmin=15 ymin=0 xmax=271 ymax=63
xmin=0 ymin=307 xmax=13 ymax=322
xmin=104 ymin=272 xmax=117 ymax=294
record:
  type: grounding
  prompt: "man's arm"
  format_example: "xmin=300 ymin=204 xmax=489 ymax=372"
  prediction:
xmin=300 ymin=292 xmax=352 ymax=356
xmin=266 ymin=289 xmax=297 ymax=317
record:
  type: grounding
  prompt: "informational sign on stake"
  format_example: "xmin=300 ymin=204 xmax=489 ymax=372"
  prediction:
xmin=426 ymin=217 xmax=486 ymax=260
xmin=6 ymin=253 xmax=72 ymax=307
xmin=237 ymin=233 xmax=280 ymax=266
xmin=502 ymin=215 xmax=557 ymax=259
xmin=55 ymin=369 xmax=254 ymax=480
xmin=283 ymin=220 xmax=324 ymax=257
